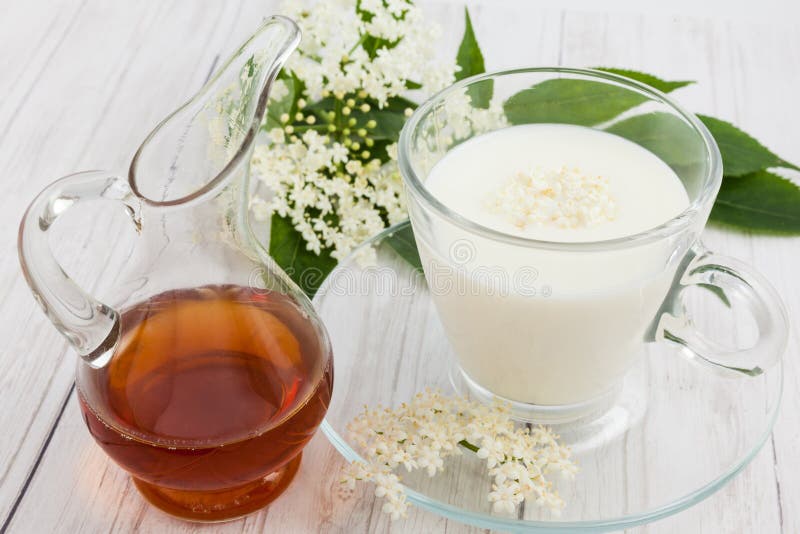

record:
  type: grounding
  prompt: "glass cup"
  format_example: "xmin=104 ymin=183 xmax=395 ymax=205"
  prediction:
xmin=399 ymin=67 xmax=788 ymax=422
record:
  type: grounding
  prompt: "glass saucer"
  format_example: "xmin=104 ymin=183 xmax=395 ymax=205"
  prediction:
xmin=314 ymin=222 xmax=782 ymax=532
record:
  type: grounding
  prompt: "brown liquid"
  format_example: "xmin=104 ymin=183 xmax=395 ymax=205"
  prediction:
xmin=77 ymin=285 xmax=333 ymax=521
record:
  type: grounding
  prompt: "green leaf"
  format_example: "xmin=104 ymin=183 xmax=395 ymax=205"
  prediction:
xmin=605 ymin=112 xmax=705 ymax=169
xmin=710 ymin=170 xmax=800 ymax=233
xmin=361 ymin=109 xmax=406 ymax=140
xmin=263 ymin=73 xmax=296 ymax=131
xmin=504 ymin=79 xmax=648 ymax=126
xmin=357 ymin=96 xmax=416 ymax=142
xmin=696 ymin=283 xmax=731 ymax=308
xmin=595 ymin=68 xmax=694 ymax=93
xmin=455 ymin=8 xmax=484 ymax=80
xmin=361 ymin=34 xmax=401 ymax=59
xmin=269 ymin=214 xmax=338 ymax=298
xmin=304 ymin=95 xmax=335 ymax=112
xmin=384 ymin=95 xmax=417 ymax=113
xmin=384 ymin=224 xmax=422 ymax=272
xmin=455 ymin=7 xmax=492 ymax=108
xmin=698 ymin=115 xmax=799 ymax=176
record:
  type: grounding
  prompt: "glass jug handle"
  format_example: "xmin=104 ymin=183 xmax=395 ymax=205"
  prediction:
xmin=18 ymin=171 xmax=139 ymax=365
xmin=657 ymin=243 xmax=788 ymax=376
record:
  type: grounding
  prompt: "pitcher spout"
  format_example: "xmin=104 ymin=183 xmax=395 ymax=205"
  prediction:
xmin=128 ymin=15 xmax=300 ymax=208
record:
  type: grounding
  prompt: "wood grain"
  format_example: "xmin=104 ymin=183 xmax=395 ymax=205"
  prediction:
xmin=0 ymin=1 xmax=797 ymax=532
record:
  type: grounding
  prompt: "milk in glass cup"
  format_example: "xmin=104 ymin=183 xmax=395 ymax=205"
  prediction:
xmin=399 ymin=68 xmax=787 ymax=422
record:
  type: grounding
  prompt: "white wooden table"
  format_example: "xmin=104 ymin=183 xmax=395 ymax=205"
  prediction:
xmin=1 ymin=1 xmax=798 ymax=532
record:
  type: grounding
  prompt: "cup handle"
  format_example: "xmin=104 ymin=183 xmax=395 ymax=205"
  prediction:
xmin=657 ymin=243 xmax=789 ymax=376
xmin=18 ymin=171 xmax=140 ymax=366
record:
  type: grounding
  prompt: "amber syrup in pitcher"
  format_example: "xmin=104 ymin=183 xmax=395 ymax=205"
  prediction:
xmin=77 ymin=285 xmax=333 ymax=521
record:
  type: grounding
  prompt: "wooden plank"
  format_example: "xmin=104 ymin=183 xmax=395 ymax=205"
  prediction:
xmin=708 ymin=18 xmax=800 ymax=534
xmin=1 ymin=1 xmax=797 ymax=533
xmin=0 ymin=0 xmax=158 ymax=520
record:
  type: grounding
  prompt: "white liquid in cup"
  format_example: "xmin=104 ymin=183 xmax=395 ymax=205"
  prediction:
xmin=416 ymin=124 xmax=690 ymax=406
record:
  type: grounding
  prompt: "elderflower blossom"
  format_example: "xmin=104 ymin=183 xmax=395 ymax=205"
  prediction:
xmin=250 ymin=0 xmax=457 ymax=263
xmin=341 ymin=390 xmax=578 ymax=519
xmin=282 ymin=0 xmax=455 ymax=105
xmin=487 ymin=166 xmax=617 ymax=230
xmin=251 ymin=130 xmax=405 ymax=260
xmin=443 ymin=88 xmax=508 ymax=141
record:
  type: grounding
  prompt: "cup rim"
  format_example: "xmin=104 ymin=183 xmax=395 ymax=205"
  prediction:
xmin=398 ymin=67 xmax=723 ymax=252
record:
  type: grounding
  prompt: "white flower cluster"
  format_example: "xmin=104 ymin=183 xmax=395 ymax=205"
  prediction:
xmin=409 ymin=90 xmax=507 ymax=167
xmin=281 ymin=0 xmax=455 ymax=105
xmin=443 ymin=89 xmax=508 ymax=141
xmin=487 ymin=166 xmax=617 ymax=230
xmin=251 ymin=130 xmax=405 ymax=260
xmin=250 ymin=0 xmax=457 ymax=262
xmin=341 ymin=390 xmax=577 ymax=520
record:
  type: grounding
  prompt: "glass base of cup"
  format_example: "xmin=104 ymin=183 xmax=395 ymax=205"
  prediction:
xmin=132 ymin=453 xmax=302 ymax=522
xmin=449 ymin=363 xmax=639 ymax=425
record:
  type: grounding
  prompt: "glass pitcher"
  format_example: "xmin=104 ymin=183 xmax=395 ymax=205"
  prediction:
xmin=18 ymin=16 xmax=333 ymax=522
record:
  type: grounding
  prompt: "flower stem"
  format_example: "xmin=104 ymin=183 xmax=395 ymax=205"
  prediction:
xmin=348 ymin=33 xmax=368 ymax=55
xmin=458 ymin=439 xmax=480 ymax=454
